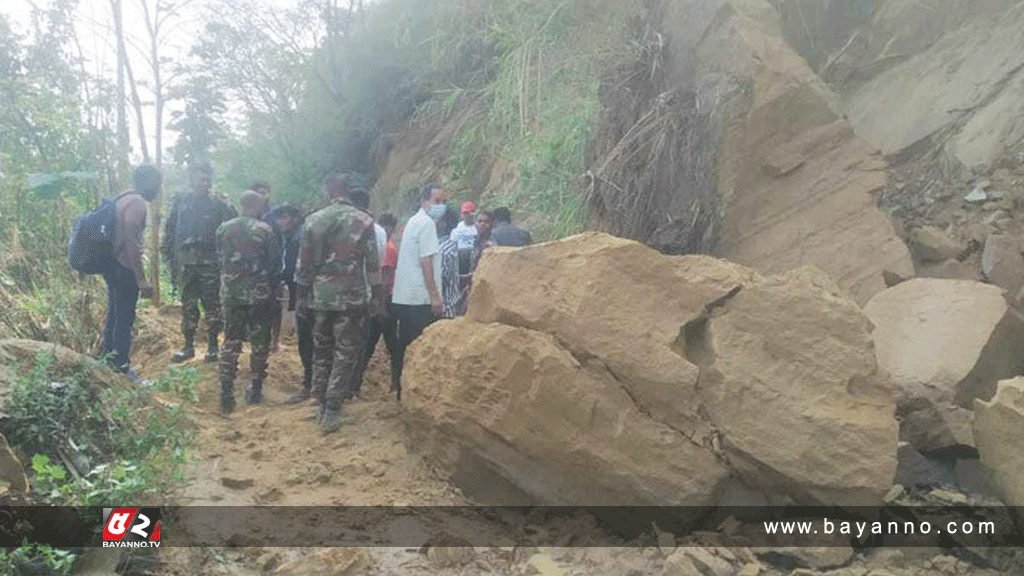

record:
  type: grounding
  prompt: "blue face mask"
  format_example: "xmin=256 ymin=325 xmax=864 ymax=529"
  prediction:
xmin=427 ymin=203 xmax=446 ymax=220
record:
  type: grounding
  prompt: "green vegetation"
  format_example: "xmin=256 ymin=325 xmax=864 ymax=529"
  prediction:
xmin=348 ymin=0 xmax=640 ymax=239
xmin=2 ymin=350 xmax=195 ymax=507
xmin=0 ymin=545 xmax=76 ymax=576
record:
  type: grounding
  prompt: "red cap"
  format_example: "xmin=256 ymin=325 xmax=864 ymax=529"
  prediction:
xmin=460 ymin=201 xmax=476 ymax=213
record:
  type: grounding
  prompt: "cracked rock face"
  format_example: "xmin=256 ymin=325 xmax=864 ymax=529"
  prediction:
xmin=402 ymin=233 xmax=897 ymax=508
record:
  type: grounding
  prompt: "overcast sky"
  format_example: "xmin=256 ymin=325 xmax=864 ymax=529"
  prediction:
xmin=1 ymin=0 xmax=309 ymax=164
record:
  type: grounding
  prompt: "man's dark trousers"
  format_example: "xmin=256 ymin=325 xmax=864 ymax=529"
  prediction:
xmin=102 ymin=260 xmax=139 ymax=371
xmin=392 ymin=303 xmax=434 ymax=400
xmin=296 ymin=306 xmax=316 ymax=394
xmin=351 ymin=303 xmax=400 ymax=397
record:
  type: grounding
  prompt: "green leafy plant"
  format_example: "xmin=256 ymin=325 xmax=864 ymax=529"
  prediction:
xmin=3 ymin=351 xmax=195 ymax=507
xmin=153 ymin=365 xmax=201 ymax=403
xmin=0 ymin=545 xmax=76 ymax=576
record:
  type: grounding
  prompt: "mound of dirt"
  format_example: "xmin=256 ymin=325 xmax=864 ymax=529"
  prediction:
xmin=404 ymin=233 xmax=897 ymax=508
xmin=0 ymin=338 xmax=125 ymax=394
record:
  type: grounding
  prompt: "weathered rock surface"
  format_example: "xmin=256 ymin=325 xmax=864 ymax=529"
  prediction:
xmin=677 ymin=0 xmax=912 ymax=305
xmin=974 ymin=377 xmax=1024 ymax=506
xmin=863 ymin=279 xmax=1024 ymax=451
xmin=695 ymin=267 xmax=897 ymax=506
xmin=894 ymin=443 xmax=956 ymax=489
xmin=914 ymin=226 xmax=963 ymax=263
xmin=407 ymin=233 xmax=897 ymax=508
xmin=981 ymin=234 xmax=1024 ymax=301
xmin=839 ymin=1 xmax=1024 ymax=168
xmin=403 ymin=318 xmax=730 ymax=507
xmin=898 ymin=406 xmax=974 ymax=454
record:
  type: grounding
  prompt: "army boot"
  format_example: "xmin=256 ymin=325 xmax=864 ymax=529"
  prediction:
xmin=245 ymin=379 xmax=263 ymax=405
xmin=220 ymin=381 xmax=236 ymax=416
xmin=287 ymin=368 xmax=313 ymax=403
xmin=205 ymin=332 xmax=219 ymax=363
xmin=171 ymin=334 xmax=195 ymax=363
xmin=320 ymin=407 xmax=356 ymax=435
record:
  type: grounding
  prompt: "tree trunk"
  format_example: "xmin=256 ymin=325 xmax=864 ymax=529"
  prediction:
xmin=149 ymin=0 xmax=164 ymax=307
xmin=111 ymin=0 xmax=130 ymax=191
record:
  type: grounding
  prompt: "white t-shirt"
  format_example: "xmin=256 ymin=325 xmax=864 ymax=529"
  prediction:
xmin=374 ymin=223 xmax=387 ymax=269
xmin=450 ymin=221 xmax=477 ymax=250
xmin=392 ymin=208 xmax=441 ymax=306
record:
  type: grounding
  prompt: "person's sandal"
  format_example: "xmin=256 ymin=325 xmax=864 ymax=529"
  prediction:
xmin=170 ymin=347 xmax=195 ymax=363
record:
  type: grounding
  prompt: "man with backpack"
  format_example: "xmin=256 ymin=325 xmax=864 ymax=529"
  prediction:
xmin=100 ymin=165 xmax=160 ymax=383
xmin=162 ymin=164 xmax=237 ymax=364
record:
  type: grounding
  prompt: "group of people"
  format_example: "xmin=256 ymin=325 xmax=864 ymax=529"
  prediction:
xmin=98 ymin=163 xmax=532 ymax=434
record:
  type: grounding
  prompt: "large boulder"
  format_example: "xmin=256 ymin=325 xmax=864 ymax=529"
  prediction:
xmin=406 ymin=233 xmax=897 ymax=507
xmin=981 ymin=234 xmax=1024 ymax=302
xmin=840 ymin=1 xmax=1024 ymax=168
xmin=403 ymin=319 xmax=729 ymax=507
xmin=863 ymin=279 xmax=1024 ymax=452
xmin=680 ymin=0 xmax=914 ymax=305
xmin=973 ymin=377 xmax=1024 ymax=505
xmin=695 ymin=267 xmax=897 ymax=506
xmin=468 ymin=233 xmax=756 ymax=438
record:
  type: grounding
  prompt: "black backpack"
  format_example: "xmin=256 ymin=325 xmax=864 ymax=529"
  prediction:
xmin=68 ymin=192 xmax=129 ymax=274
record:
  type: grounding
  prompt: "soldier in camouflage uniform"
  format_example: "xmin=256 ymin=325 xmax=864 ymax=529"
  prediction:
xmin=162 ymin=164 xmax=237 ymax=363
xmin=215 ymin=191 xmax=282 ymax=414
xmin=295 ymin=173 xmax=383 ymax=434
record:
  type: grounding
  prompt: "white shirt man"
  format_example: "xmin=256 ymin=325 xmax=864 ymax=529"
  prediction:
xmin=391 ymin=183 xmax=446 ymax=400
xmin=393 ymin=209 xmax=441 ymax=306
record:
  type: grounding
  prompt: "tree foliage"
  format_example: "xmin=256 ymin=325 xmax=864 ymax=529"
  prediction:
xmin=167 ymin=73 xmax=226 ymax=167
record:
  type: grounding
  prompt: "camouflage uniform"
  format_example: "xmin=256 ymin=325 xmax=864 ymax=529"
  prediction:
xmin=162 ymin=192 xmax=237 ymax=347
xmin=215 ymin=216 xmax=282 ymax=409
xmin=295 ymin=197 xmax=380 ymax=412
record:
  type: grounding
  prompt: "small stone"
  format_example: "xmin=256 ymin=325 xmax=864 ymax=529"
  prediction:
xmin=737 ymin=563 xmax=761 ymax=576
xmin=868 ymin=548 xmax=905 ymax=570
xmin=220 ymin=477 xmax=254 ymax=490
xmin=717 ymin=516 xmax=742 ymax=536
xmin=882 ymin=266 xmax=912 ymax=287
xmin=761 ymin=547 xmax=854 ymax=570
xmin=427 ymin=546 xmax=475 ymax=569
xmin=929 ymin=488 xmax=968 ymax=504
xmin=256 ymin=551 xmax=281 ymax=572
xmin=665 ymin=548 xmax=734 ymax=576
xmin=884 ymin=484 xmax=905 ymax=503
xmin=526 ymin=554 xmax=564 ymax=576
xmin=930 ymin=554 xmax=958 ymax=575
xmin=965 ymin=189 xmax=988 ymax=203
